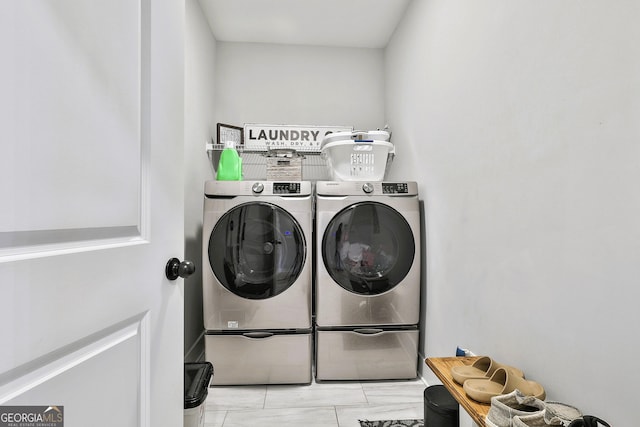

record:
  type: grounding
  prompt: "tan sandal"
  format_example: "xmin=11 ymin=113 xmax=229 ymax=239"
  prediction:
xmin=450 ymin=356 xmax=525 ymax=385
xmin=463 ymin=367 xmax=546 ymax=404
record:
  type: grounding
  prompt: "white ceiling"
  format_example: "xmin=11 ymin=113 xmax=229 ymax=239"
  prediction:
xmin=198 ymin=0 xmax=412 ymax=49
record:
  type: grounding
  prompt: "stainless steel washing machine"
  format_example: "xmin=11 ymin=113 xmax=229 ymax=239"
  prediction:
xmin=202 ymin=180 xmax=312 ymax=385
xmin=315 ymin=181 xmax=421 ymax=380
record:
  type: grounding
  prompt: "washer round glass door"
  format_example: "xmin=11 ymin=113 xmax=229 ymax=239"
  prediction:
xmin=209 ymin=202 xmax=306 ymax=299
xmin=322 ymin=202 xmax=415 ymax=295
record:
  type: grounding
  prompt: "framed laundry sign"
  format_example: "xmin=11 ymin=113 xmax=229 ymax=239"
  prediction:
xmin=244 ymin=124 xmax=352 ymax=152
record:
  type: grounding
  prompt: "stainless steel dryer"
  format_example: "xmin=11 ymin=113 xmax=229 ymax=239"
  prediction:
xmin=315 ymin=181 xmax=421 ymax=381
xmin=203 ymin=180 xmax=312 ymax=385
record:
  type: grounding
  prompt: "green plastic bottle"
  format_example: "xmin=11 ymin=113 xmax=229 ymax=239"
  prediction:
xmin=216 ymin=140 xmax=242 ymax=181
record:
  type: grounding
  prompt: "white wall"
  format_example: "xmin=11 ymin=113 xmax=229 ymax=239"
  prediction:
xmin=386 ymin=1 xmax=640 ymax=425
xmin=184 ymin=0 xmax=217 ymax=361
xmin=214 ymin=42 xmax=385 ymax=129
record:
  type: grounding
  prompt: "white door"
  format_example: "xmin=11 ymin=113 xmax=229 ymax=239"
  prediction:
xmin=0 ymin=1 xmax=186 ymax=426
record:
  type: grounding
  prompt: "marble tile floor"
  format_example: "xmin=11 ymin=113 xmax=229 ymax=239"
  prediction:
xmin=205 ymin=378 xmax=427 ymax=427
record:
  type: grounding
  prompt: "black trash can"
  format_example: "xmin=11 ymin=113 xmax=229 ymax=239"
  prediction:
xmin=184 ymin=362 xmax=213 ymax=427
xmin=424 ymin=385 xmax=459 ymax=427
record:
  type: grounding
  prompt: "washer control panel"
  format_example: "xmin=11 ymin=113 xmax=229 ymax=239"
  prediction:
xmin=205 ymin=180 xmax=312 ymax=197
xmin=273 ymin=182 xmax=301 ymax=194
xmin=382 ymin=182 xmax=409 ymax=194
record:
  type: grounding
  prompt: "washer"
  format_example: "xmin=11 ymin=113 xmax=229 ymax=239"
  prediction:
xmin=202 ymin=180 xmax=312 ymax=385
xmin=315 ymin=180 xmax=421 ymax=381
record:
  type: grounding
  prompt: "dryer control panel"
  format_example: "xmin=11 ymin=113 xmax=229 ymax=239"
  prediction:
xmin=316 ymin=181 xmax=417 ymax=197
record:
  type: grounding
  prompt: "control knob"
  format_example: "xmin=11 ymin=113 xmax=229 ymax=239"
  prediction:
xmin=362 ymin=182 xmax=374 ymax=194
xmin=252 ymin=182 xmax=264 ymax=194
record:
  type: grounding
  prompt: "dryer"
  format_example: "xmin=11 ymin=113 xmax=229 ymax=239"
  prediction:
xmin=315 ymin=180 xmax=421 ymax=381
xmin=202 ymin=180 xmax=312 ymax=385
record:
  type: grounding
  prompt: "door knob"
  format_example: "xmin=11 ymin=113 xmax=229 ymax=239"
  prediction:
xmin=165 ymin=258 xmax=196 ymax=280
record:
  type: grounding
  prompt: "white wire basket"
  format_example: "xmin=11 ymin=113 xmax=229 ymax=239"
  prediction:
xmin=321 ymin=139 xmax=395 ymax=181
xmin=207 ymin=127 xmax=395 ymax=181
xmin=207 ymin=144 xmax=333 ymax=181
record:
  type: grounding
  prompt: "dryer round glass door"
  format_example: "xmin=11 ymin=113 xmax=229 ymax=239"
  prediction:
xmin=322 ymin=202 xmax=415 ymax=295
xmin=208 ymin=202 xmax=306 ymax=299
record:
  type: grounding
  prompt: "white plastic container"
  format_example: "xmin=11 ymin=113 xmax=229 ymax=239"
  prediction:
xmin=184 ymin=403 xmax=205 ymax=427
xmin=322 ymin=129 xmax=391 ymax=145
xmin=321 ymin=131 xmax=394 ymax=181
xmin=184 ymin=362 xmax=213 ymax=427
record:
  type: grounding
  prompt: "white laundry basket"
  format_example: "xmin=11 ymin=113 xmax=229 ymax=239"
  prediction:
xmin=321 ymin=130 xmax=394 ymax=181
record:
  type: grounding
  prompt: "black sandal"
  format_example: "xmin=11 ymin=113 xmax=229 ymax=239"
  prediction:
xmin=568 ymin=415 xmax=611 ymax=427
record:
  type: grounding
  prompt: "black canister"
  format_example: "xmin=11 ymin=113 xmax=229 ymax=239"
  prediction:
xmin=424 ymin=385 xmax=459 ymax=427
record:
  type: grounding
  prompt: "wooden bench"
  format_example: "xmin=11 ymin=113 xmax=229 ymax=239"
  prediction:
xmin=425 ymin=357 xmax=490 ymax=427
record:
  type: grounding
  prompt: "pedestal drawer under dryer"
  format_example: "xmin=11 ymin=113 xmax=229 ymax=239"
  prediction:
xmin=315 ymin=327 xmax=418 ymax=381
